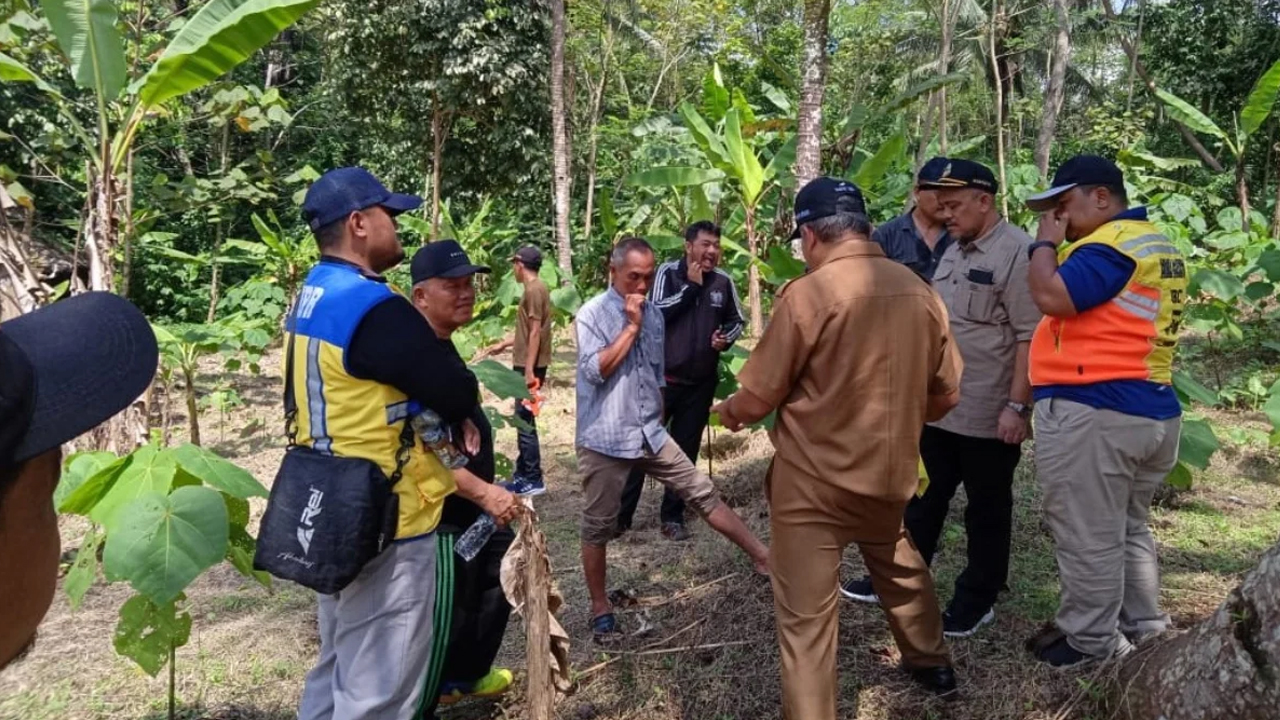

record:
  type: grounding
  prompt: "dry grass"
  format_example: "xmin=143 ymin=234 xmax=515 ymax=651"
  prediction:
xmin=2 ymin=346 xmax=1278 ymax=720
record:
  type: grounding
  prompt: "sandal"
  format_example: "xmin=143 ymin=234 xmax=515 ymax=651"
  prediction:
xmin=590 ymin=612 xmax=622 ymax=643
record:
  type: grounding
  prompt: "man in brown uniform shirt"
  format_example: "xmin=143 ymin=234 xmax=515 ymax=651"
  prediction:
xmin=714 ymin=178 xmax=963 ymax=716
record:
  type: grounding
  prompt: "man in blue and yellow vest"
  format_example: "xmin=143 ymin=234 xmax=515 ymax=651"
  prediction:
xmin=292 ymin=167 xmax=516 ymax=720
xmin=1023 ymin=155 xmax=1185 ymax=668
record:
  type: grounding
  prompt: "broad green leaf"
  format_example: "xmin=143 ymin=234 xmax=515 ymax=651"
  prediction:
xmin=56 ymin=451 xmax=117 ymax=511
xmin=853 ymin=131 xmax=907 ymax=188
xmin=725 ymin=109 xmax=765 ymax=204
xmin=1160 ymin=194 xmax=1196 ymax=223
xmin=763 ymin=244 xmax=806 ymax=285
xmin=1192 ymin=268 xmax=1247 ymax=302
xmin=91 ymin=444 xmax=179 ymax=529
xmin=649 ymin=234 xmax=684 ymax=251
xmin=102 ymin=486 xmax=228 ymax=604
xmin=678 ymin=101 xmax=731 ymax=170
xmin=841 ymin=103 xmax=870 ymax=136
xmin=113 ymin=595 xmax=192 ymax=676
xmin=549 ymin=284 xmax=582 ymax=317
xmin=1245 ymin=281 xmax=1274 ymax=303
xmin=1172 ymin=370 xmax=1219 ymax=407
xmin=626 ymin=167 xmax=725 ymax=187
xmin=880 ymin=71 xmax=968 ymax=114
xmin=169 ymin=443 xmax=267 ymax=499
xmin=1263 ymin=379 xmax=1280 ymax=433
xmin=731 ymin=89 xmax=757 ymax=127
xmin=226 ymin=525 xmax=270 ymax=588
xmin=689 ymin=184 xmax=714 ymax=222
xmin=761 ymin=81 xmax=791 ymax=114
xmin=65 ymin=524 xmax=103 ymax=609
xmin=470 ymin=359 xmax=531 ymax=400
xmin=1177 ymin=417 xmax=1219 ymax=471
xmin=59 ymin=455 xmax=131 ymax=515
xmin=1242 ymin=57 xmax=1280 ymax=138
xmin=43 ymin=0 xmax=127 ymax=101
xmin=946 ymin=135 xmax=987 ymax=157
xmin=0 ymin=51 xmax=57 ymax=94
xmin=701 ymin=63 xmax=729 ymax=122
xmin=1165 ymin=461 xmax=1194 ymax=490
xmin=599 ymin=185 xmax=617 ymax=240
xmin=138 ymin=0 xmax=319 ymax=108
xmin=1155 ymin=89 xmax=1229 ymax=143
xmin=1256 ymin=248 xmax=1280 ymax=282
xmin=764 ymin=134 xmax=798 ymax=182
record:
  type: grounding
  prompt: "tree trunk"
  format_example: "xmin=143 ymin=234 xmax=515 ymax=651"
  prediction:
xmin=122 ymin=149 xmax=135 ymax=299
xmin=524 ymin=514 xmax=554 ymax=720
xmin=915 ymin=91 xmax=940 ymax=171
xmin=793 ymin=0 xmax=831 ymax=189
xmin=1099 ymin=0 xmax=1224 ymax=173
xmin=550 ymin=0 xmax=573 ymax=278
xmin=745 ymin=204 xmax=762 ymax=336
xmin=1237 ymin=159 xmax=1252 ymax=233
xmin=430 ymin=100 xmax=445 ymax=241
xmin=207 ymin=122 xmax=231 ymax=322
xmin=1115 ymin=540 xmax=1280 ymax=719
xmin=1034 ymin=0 xmax=1071 ymax=182
xmin=938 ymin=0 xmax=953 ymax=153
xmin=1270 ymin=150 xmax=1280 ymax=239
xmin=988 ymin=2 xmax=1009 ymax=217
xmin=581 ymin=38 xmax=612 ymax=245
xmin=183 ymin=367 xmax=201 ymax=447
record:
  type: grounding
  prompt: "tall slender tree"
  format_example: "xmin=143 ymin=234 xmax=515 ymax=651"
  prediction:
xmin=551 ymin=0 xmax=573 ymax=276
xmin=793 ymin=0 xmax=832 ymax=189
xmin=1034 ymin=0 xmax=1071 ymax=181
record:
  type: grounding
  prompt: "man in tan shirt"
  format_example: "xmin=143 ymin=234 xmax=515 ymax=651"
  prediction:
xmin=714 ymin=177 xmax=963 ymax=716
xmin=842 ymin=159 xmax=1040 ymax=639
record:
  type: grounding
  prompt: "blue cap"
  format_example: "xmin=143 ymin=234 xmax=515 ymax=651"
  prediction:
xmin=410 ymin=240 xmax=491 ymax=285
xmin=301 ymin=167 xmax=423 ymax=232
xmin=917 ymin=156 xmax=949 ymax=185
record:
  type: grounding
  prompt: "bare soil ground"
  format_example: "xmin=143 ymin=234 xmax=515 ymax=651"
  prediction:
xmin=2 ymin=345 xmax=1278 ymax=720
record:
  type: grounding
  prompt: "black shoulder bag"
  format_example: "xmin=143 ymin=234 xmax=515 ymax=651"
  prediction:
xmin=252 ymin=323 xmax=412 ymax=594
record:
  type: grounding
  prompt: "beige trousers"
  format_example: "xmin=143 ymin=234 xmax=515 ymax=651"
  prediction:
xmin=1034 ymin=397 xmax=1178 ymax=657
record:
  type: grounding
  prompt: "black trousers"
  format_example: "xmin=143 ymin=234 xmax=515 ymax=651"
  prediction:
xmin=906 ymin=424 xmax=1022 ymax=611
xmin=421 ymin=525 xmax=514 ymax=719
xmin=618 ymin=378 xmax=718 ymax=527
xmin=513 ymin=365 xmax=547 ymax=483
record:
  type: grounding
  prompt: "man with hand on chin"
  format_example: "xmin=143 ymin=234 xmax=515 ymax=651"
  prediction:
xmin=574 ymin=236 xmax=768 ymax=643
xmin=618 ymin=221 xmax=745 ymax=541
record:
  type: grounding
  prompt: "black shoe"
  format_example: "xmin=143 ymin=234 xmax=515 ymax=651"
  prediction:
xmin=838 ymin=576 xmax=879 ymax=604
xmin=943 ymin=605 xmax=995 ymax=638
xmin=660 ymin=522 xmax=691 ymax=541
xmin=1025 ymin=624 xmax=1096 ymax=669
xmin=904 ymin=664 xmax=958 ymax=697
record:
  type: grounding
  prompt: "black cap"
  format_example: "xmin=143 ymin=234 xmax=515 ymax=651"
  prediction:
xmin=790 ymin=177 xmax=868 ymax=239
xmin=301 ymin=166 xmax=423 ymax=232
xmin=918 ymin=159 xmax=998 ymax=194
xmin=0 ymin=293 xmax=159 ymax=469
xmin=1026 ymin=154 xmax=1124 ymax=212
xmin=917 ymin=156 xmax=949 ymax=185
xmin=410 ymin=240 xmax=491 ymax=284
xmin=511 ymin=246 xmax=543 ymax=269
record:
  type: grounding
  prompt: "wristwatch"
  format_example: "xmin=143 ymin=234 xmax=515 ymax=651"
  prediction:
xmin=1027 ymin=240 xmax=1057 ymax=260
xmin=1006 ymin=400 xmax=1031 ymax=417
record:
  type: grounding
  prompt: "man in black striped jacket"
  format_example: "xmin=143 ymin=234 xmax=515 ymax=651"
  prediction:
xmin=617 ymin=221 xmax=745 ymax=540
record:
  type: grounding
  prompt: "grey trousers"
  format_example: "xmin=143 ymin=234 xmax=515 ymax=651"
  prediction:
xmin=1034 ymin=398 xmax=1177 ymax=657
xmin=298 ymin=533 xmax=439 ymax=720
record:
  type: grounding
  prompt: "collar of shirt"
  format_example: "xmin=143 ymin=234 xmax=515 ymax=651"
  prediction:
xmin=1111 ymin=206 xmax=1149 ymax=222
xmin=819 ymin=239 xmax=887 ymax=267
xmin=958 ymin=218 xmax=1007 ymax=254
xmin=320 ymin=255 xmax=388 ymax=283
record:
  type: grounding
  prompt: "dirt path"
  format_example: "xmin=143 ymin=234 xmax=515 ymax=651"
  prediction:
xmin=2 ymin=347 xmax=1278 ymax=720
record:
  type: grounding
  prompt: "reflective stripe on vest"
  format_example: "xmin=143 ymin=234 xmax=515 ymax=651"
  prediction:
xmin=1029 ymin=219 xmax=1187 ymax=387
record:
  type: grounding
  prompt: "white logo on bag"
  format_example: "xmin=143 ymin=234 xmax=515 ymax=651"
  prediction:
xmin=297 ymin=487 xmax=324 ymax=555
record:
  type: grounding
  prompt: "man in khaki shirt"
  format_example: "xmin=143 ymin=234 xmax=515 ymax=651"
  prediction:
xmin=842 ymin=159 xmax=1040 ymax=639
xmin=714 ymin=177 xmax=963 ymax=716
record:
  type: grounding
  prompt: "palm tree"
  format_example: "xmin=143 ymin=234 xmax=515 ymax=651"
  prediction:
xmin=551 ymin=0 xmax=573 ymax=277
xmin=794 ymin=0 xmax=833 ymax=188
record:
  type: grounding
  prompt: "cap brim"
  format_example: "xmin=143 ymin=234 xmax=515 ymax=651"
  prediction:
xmin=917 ymin=178 xmax=969 ymax=190
xmin=380 ymin=192 xmax=424 ymax=215
xmin=437 ymin=264 xmax=492 ymax=278
xmin=3 ymin=292 xmax=159 ymax=463
xmin=1025 ymin=183 xmax=1077 ymax=212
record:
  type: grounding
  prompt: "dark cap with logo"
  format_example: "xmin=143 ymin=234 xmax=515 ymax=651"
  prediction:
xmin=511 ymin=246 xmax=543 ymax=269
xmin=410 ymin=240 xmax=491 ymax=284
xmin=917 ymin=156 xmax=950 ymax=185
xmin=790 ymin=177 xmax=869 ymax=239
xmin=301 ymin=167 xmax=423 ymax=232
xmin=1 ymin=293 xmax=159 ymax=471
xmin=1025 ymin=154 xmax=1125 ymax=212
xmin=918 ymin=158 xmax=998 ymax=194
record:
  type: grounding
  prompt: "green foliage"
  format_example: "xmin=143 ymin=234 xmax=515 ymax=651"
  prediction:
xmin=57 ymin=442 xmax=267 ymax=677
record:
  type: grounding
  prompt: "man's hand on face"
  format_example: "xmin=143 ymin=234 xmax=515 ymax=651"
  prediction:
xmin=711 ymin=330 xmax=730 ymax=351
xmin=624 ymin=294 xmax=645 ymax=328
xmin=1035 ymin=208 xmax=1069 ymax=246
xmin=686 ymin=253 xmax=704 ymax=286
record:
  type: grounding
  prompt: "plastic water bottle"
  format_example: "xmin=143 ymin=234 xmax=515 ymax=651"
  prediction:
xmin=408 ymin=404 xmax=468 ymax=469
xmin=454 ymin=513 xmax=496 ymax=561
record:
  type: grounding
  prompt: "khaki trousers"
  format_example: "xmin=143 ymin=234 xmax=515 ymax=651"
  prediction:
xmin=768 ymin=455 xmax=949 ymax=720
xmin=1034 ymin=398 xmax=1178 ymax=657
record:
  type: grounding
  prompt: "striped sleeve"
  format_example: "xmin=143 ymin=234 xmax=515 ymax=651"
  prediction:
xmin=716 ymin=270 xmax=746 ymax=344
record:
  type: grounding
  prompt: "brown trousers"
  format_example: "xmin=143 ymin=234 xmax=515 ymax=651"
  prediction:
xmin=768 ymin=456 xmax=949 ymax=720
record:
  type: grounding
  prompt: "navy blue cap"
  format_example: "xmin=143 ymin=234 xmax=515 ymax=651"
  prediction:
xmin=790 ymin=177 xmax=868 ymax=239
xmin=301 ymin=167 xmax=423 ymax=232
xmin=917 ymin=156 xmax=949 ymax=185
xmin=1026 ymin=155 xmax=1125 ymax=212
xmin=410 ymin=240 xmax=491 ymax=285
xmin=919 ymin=158 xmax=998 ymax=194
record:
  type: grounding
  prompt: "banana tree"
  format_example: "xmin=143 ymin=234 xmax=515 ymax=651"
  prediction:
xmin=1156 ymin=56 xmax=1280 ymax=232
xmin=1 ymin=0 xmax=317 ymax=293
xmin=629 ymin=103 xmax=795 ymax=335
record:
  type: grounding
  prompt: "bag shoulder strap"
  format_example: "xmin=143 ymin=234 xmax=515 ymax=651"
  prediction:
xmin=284 ymin=305 xmax=299 ymax=447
